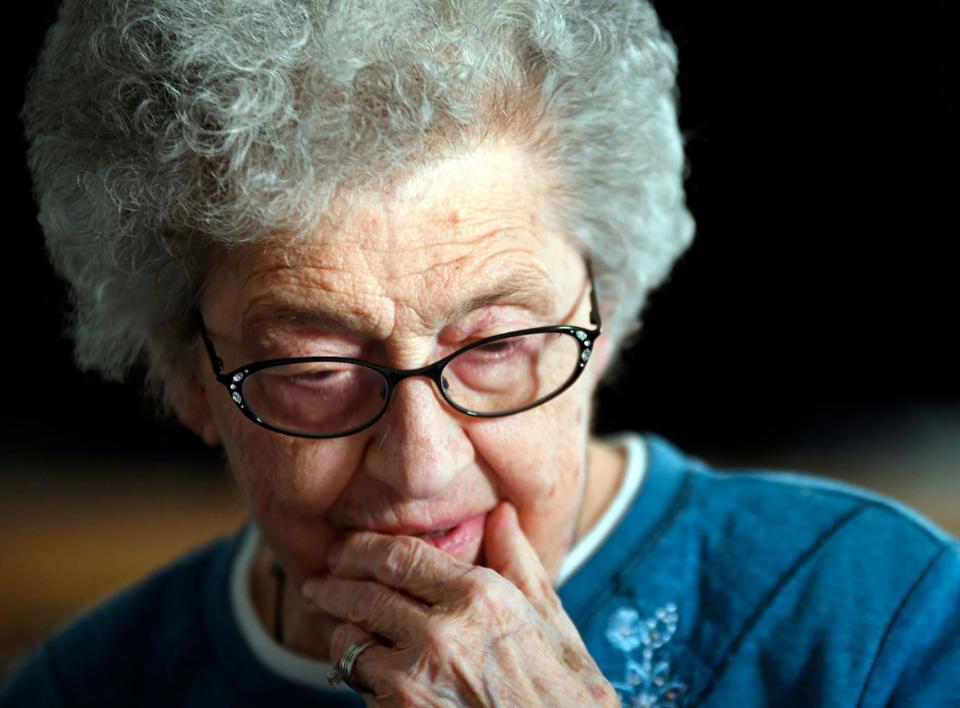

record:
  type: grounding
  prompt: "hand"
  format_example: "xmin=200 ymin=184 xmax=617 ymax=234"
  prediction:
xmin=301 ymin=501 xmax=619 ymax=707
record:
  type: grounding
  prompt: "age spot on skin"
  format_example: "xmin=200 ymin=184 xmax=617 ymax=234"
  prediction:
xmin=562 ymin=644 xmax=584 ymax=673
xmin=590 ymin=682 xmax=609 ymax=699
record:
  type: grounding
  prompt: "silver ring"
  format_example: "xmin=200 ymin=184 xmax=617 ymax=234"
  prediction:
xmin=327 ymin=639 xmax=377 ymax=691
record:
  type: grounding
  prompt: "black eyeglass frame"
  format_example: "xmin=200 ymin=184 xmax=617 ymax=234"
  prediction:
xmin=198 ymin=264 xmax=602 ymax=439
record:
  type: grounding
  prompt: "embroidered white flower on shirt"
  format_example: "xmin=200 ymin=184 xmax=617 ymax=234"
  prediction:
xmin=605 ymin=603 xmax=686 ymax=708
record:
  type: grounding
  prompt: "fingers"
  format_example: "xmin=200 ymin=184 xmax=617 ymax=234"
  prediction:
xmin=313 ymin=504 xmax=558 ymax=635
xmin=326 ymin=532 xmax=472 ymax=604
xmin=482 ymin=501 xmax=553 ymax=606
xmin=329 ymin=622 xmax=390 ymax=696
xmin=303 ymin=575 xmax=428 ymax=645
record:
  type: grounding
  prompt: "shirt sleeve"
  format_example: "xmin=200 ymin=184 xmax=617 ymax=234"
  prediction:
xmin=859 ymin=540 xmax=960 ymax=707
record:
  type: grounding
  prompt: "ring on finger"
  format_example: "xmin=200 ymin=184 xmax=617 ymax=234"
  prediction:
xmin=327 ymin=638 xmax=378 ymax=691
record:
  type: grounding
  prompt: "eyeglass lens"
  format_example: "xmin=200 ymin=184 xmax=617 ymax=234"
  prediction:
xmin=239 ymin=331 xmax=583 ymax=436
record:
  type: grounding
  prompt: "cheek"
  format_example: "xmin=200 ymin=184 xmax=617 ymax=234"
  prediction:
xmin=472 ymin=388 xmax=591 ymax=574
xmin=216 ymin=407 xmax=370 ymax=581
xmin=469 ymin=394 xmax=586 ymax=515
xmin=219 ymin=402 xmax=362 ymax=513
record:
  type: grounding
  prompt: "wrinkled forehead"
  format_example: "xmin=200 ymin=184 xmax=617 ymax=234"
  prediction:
xmin=203 ymin=143 xmax=584 ymax=338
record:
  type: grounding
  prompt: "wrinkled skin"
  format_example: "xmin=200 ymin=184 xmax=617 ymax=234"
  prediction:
xmin=173 ymin=141 xmax=624 ymax=706
xmin=311 ymin=503 xmax=618 ymax=706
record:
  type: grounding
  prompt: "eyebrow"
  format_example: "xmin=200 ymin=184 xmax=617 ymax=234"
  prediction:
xmin=241 ymin=269 xmax=558 ymax=339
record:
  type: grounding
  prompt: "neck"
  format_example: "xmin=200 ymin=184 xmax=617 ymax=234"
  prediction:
xmin=576 ymin=438 xmax=627 ymax=540
xmin=249 ymin=540 xmax=337 ymax=662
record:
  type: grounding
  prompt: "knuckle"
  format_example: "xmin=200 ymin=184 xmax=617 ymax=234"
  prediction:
xmin=463 ymin=569 xmax=520 ymax=614
xmin=383 ymin=536 xmax=420 ymax=575
xmin=460 ymin=565 xmax=496 ymax=593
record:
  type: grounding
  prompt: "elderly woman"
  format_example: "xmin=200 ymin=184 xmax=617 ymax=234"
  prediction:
xmin=6 ymin=1 xmax=960 ymax=706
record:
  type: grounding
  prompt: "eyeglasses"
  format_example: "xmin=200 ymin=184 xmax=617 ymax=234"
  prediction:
xmin=198 ymin=264 xmax=602 ymax=439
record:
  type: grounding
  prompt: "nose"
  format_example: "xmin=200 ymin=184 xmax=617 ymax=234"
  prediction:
xmin=363 ymin=376 xmax=473 ymax=500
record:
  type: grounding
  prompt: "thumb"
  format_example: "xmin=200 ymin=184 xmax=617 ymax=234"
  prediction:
xmin=483 ymin=501 xmax=549 ymax=603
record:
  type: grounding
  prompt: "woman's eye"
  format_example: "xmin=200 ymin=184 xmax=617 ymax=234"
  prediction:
xmin=474 ymin=340 xmax=520 ymax=356
xmin=257 ymin=364 xmax=358 ymax=391
xmin=286 ymin=368 xmax=354 ymax=388
xmin=459 ymin=336 xmax=536 ymax=366
xmin=294 ymin=370 xmax=337 ymax=383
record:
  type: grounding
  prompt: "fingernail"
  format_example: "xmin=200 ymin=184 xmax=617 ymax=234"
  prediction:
xmin=301 ymin=578 xmax=323 ymax=604
xmin=500 ymin=501 xmax=518 ymax=526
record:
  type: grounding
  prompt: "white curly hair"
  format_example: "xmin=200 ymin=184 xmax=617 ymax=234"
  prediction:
xmin=22 ymin=0 xmax=694 ymax=406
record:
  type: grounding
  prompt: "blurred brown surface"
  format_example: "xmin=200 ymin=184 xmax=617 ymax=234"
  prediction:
xmin=2 ymin=425 xmax=958 ymax=681
xmin=0 ymin=466 xmax=246 ymax=680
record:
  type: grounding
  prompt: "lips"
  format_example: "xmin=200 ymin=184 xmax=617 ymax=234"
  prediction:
xmin=420 ymin=512 xmax=488 ymax=556
xmin=372 ymin=512 xmax=490 ymax=560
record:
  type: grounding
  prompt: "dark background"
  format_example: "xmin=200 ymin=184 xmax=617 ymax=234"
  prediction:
xmin=3 ymin=1 xmax=956 ymax=465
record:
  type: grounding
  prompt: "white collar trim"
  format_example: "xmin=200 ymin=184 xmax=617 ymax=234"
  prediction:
xmin=557 ymin=433 xmax=647 ymax=585
xmin=230 ymin=524 xmax=350 ymax=691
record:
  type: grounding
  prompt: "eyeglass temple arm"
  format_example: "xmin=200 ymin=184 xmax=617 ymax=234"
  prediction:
xmin=586 ymin=260 xmax=602 ymax=331
xmin=195 ymin=310 xmax=225 ymax=375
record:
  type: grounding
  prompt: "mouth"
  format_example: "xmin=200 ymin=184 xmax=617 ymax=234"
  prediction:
xmin=414 ymin=528 xmax=452 ymax=540
xmin=400 ymin=512 xmax=489 ymax=559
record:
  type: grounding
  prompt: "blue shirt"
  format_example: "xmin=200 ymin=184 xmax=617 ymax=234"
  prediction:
xmin=3 ymin=433 xmax=958 ymax=707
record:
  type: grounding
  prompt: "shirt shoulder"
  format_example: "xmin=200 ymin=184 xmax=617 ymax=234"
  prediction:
xmin=693 ymin=461 xmax=952 ymax=609
xmin=858 ymin=539 xmax=960 ymax=706
xmin=575 ymin=434 xmax=959 ymax=707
